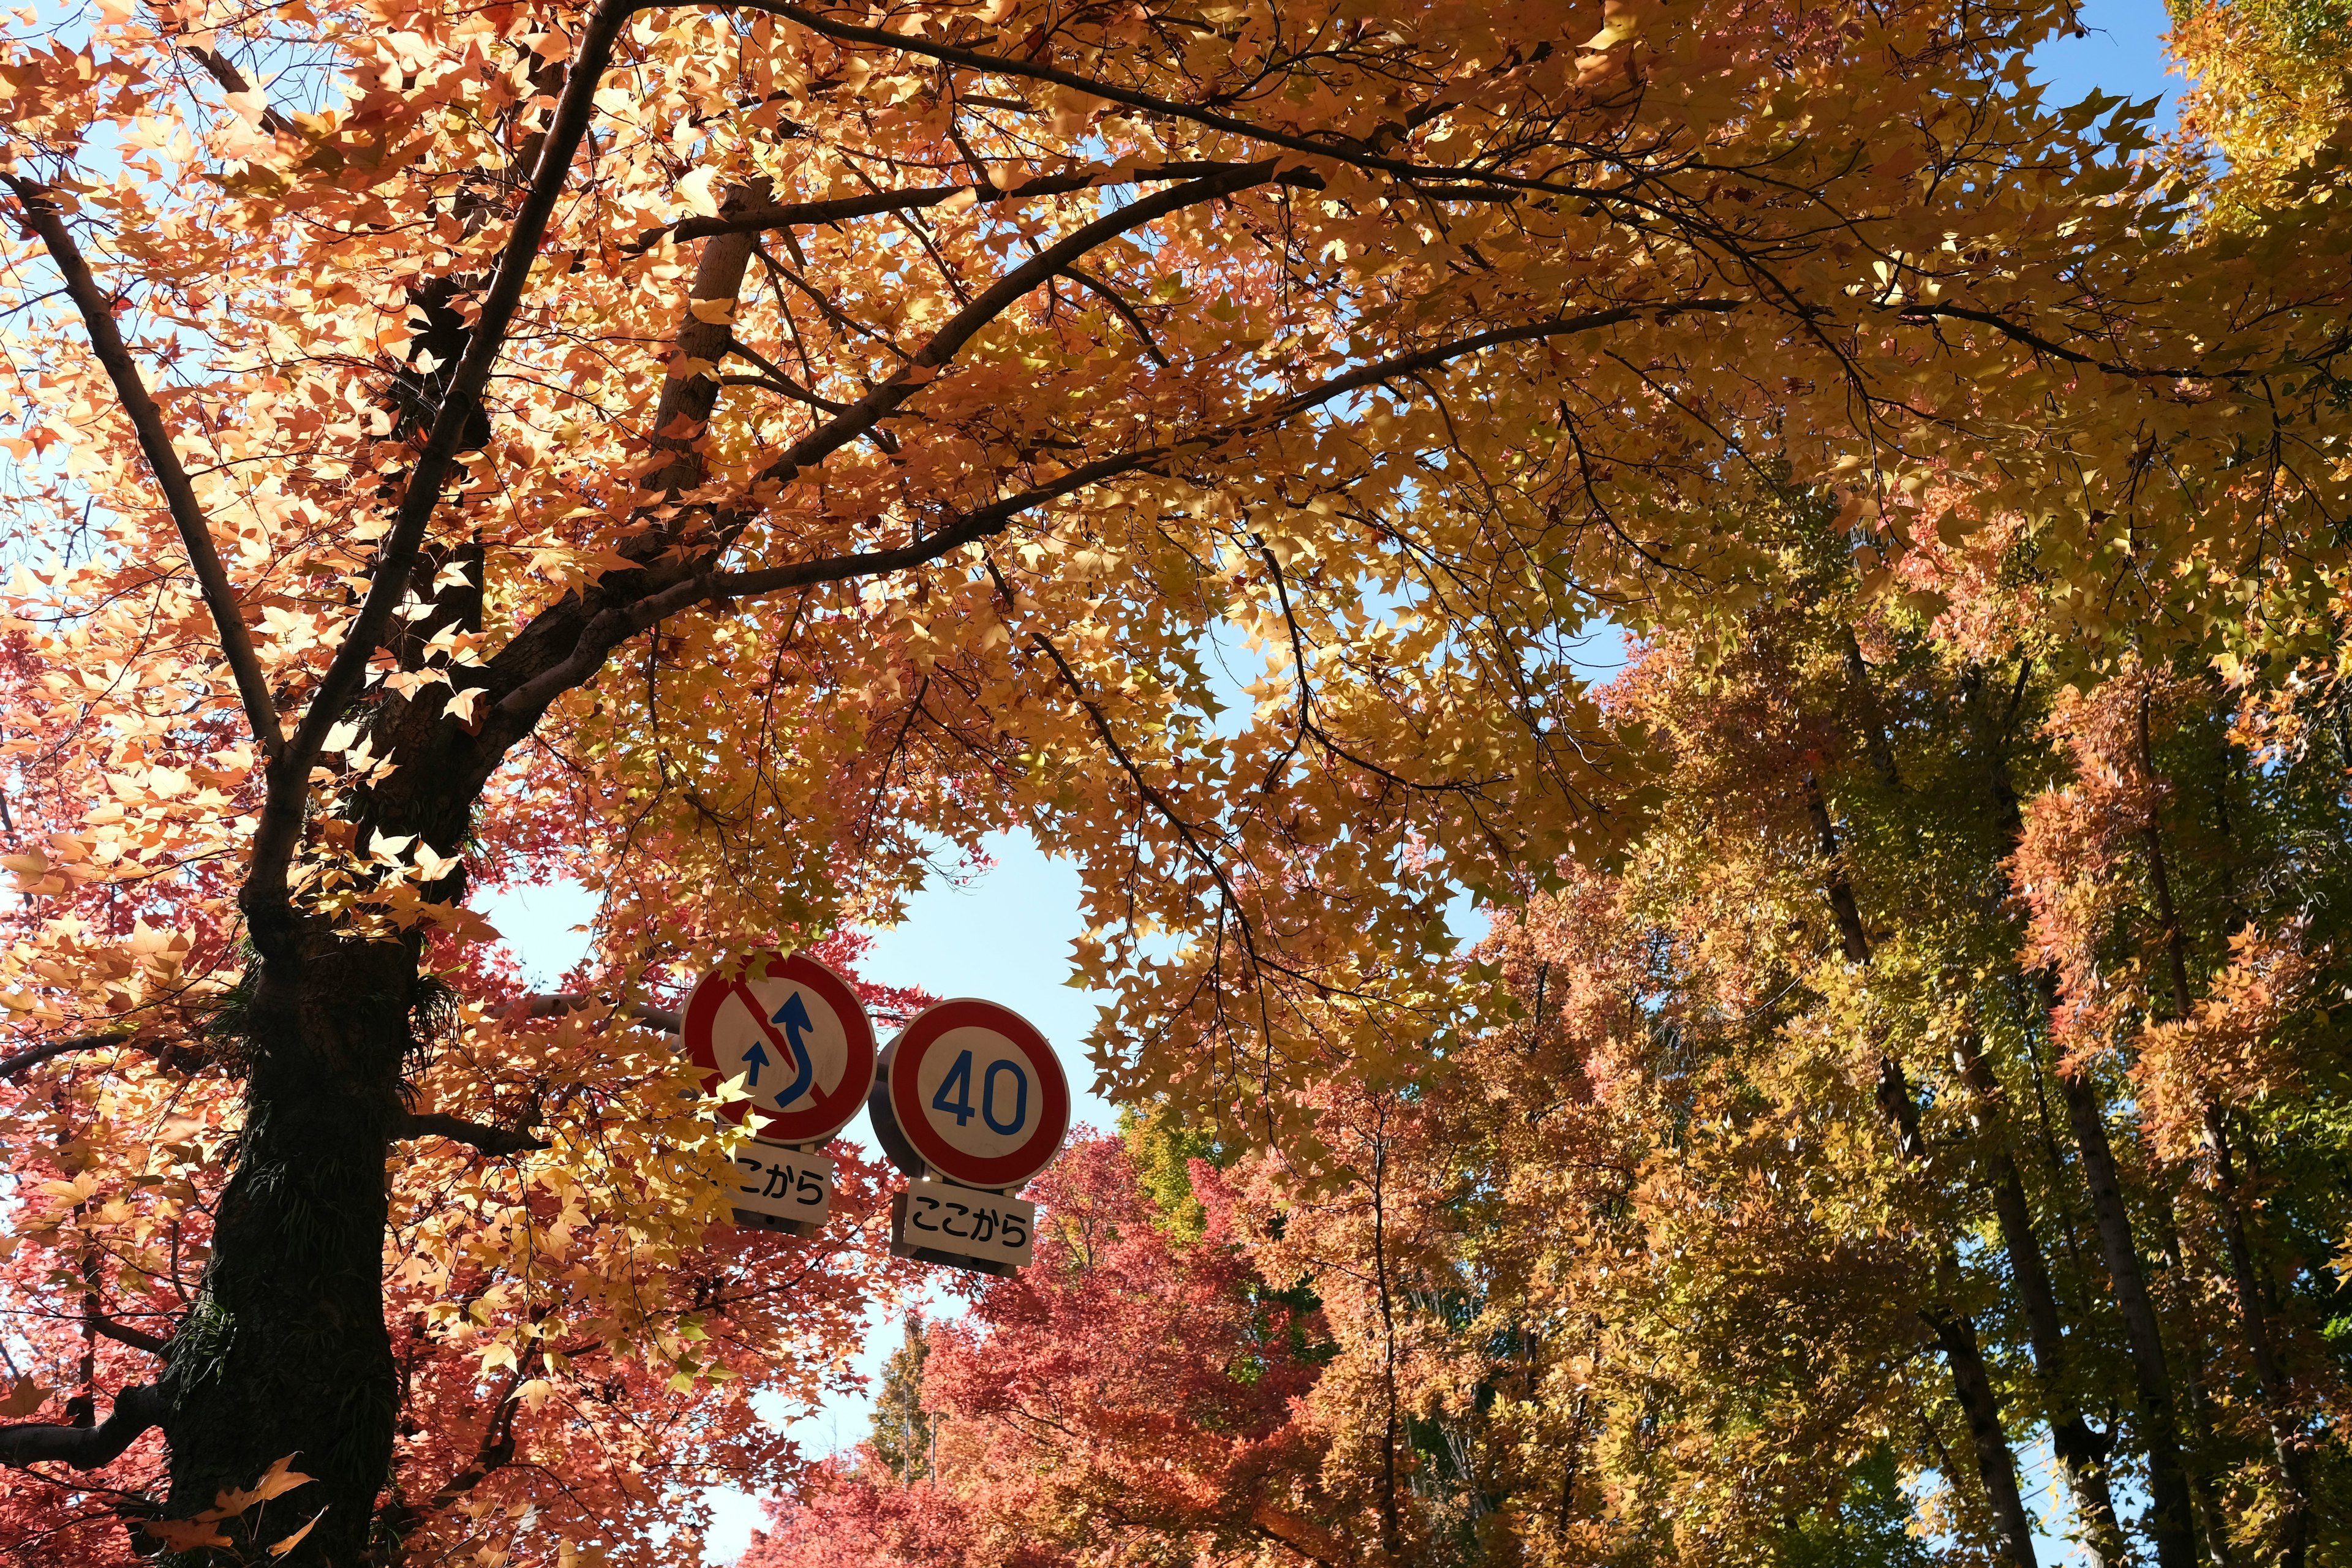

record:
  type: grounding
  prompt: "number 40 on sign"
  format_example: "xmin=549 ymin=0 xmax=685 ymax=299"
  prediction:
xmin=870 ymin=997 xmax=1069 ymax=1275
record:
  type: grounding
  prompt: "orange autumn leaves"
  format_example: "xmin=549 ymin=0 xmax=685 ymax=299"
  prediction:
xmin=1 ymin=0 xmax=2350 ymax=1561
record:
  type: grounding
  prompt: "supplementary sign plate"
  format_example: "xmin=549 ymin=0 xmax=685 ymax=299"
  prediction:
xmin=870 ymin=997 xmax=1070 ymax=1192
xmin=889 ymin=1180 xmax=1036 ymax=1274
xmin=683 ymin=951 xmax=876 ymax=1144
xmin=729 ymin=1139 xmax=833 ymax=1235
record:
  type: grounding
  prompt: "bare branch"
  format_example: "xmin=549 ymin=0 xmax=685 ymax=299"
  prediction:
xmin=1 ymin=177 xmax=284 ymax=761
xmin=0 ymin=1383 xmax=165 ymax=1471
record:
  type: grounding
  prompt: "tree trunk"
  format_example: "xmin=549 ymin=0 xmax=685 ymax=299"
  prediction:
xmin=162 ymin=932 xmax=419 ymax=1564
xmin=1954 ymin=1035 xmax=2128 ymax=1568
xmin=2204 ymin=1106 xmax=2309 ymax=1568
xmin=2137 ymin=726 xmax=2310 ymax=1565
xmin=1921 ymin=1304 xmax=2040 ymax=1568
xmin=1806 ymin=772 xmax=2034 ymax=1562
xmin=2056 ymin=1065 xmax=2198 ymax=1568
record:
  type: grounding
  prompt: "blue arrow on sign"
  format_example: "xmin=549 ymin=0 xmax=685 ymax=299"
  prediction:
xmin=770 ymin=991 xmax=816 ymax=1107
xmin=740 ymin=1039 xmax=770 ymax=1087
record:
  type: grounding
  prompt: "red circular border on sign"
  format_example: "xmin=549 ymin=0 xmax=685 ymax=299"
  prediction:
xmin=682 ymin=952 xmax=876 ymax=1143
xmin=886 ymin=999 xmax=1070 ymax=1189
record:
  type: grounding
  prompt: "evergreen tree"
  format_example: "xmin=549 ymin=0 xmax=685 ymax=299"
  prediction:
xmin=869 ymin=1315 xmax=932 ymax=1487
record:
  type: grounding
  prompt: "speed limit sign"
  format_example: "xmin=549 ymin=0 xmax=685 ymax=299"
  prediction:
xmin=682 ymin=951 xmax=876 ymax=1142
xmin=870 ymin=998 xmax=1070 ymax=1194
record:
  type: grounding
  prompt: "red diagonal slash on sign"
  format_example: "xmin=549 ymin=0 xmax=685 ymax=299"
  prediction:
xmin=728 ymin=979 xmax=814 ymax=1106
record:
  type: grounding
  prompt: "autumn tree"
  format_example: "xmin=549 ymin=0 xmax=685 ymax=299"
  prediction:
xmin=870 ymin=1313 xmax=934 ymax=1487
xmin=3 ymin=0 xmax=2349 ymax=1561
xmin=0 ymin=930 xmax=925 ymax=1566
xmin=743 ymin=1129 xmax=1337 ymax=1568
xmin=1371 ymin=503 xmax=2352 ymax=1566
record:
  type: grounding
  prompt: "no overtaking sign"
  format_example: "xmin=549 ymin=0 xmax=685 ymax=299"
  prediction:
xmin=683 ymin=952 xmax=878 ymax=1235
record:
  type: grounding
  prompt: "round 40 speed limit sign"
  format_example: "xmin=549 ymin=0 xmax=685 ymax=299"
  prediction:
xmin=682 ymin=951 xmax=876 ymax=1144
xmin=870 ymin=998 xmax=1070 ymax=1191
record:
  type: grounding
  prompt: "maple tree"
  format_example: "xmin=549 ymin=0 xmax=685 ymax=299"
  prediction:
xmin=0 ymin=927 xmax=926 ymax=1565
xmin=737 ymin=531 xmax=2352 ymax=1568
xmin=3 ymin=0 xmax=2351 ymax=1562
xmin=742 ymin=1127 xmax=1340 ymax=1568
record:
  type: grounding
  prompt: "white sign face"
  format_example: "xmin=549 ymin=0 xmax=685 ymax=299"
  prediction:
xmin=890 ymin=1180 xmax=1036 ymax=1273
xmin=911 ymin=1025 xmax=1047 ymax=1160
xmin=729 ymin=1139 xmax=832 ymax=1236
xmin=870 ymin=998 xmax=1071 ymax=1191
xmin=683 ymin=952 xmax=877 ymax=1144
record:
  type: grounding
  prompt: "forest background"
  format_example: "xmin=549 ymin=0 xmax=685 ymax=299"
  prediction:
xmin=662 ymin=4 xmax=2187 ymax=1558
xmin=6 ymin=0 xmax=2352 ymax=1565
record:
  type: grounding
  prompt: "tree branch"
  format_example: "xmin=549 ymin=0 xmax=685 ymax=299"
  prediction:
xmin=511 ymin=993 xmax=682 ymax=1033
xmin=0 ymin=1035 xmax=112 ymax=1082
xmin=0 ymin=1033 xmax=206 ymax=1082
xmin=0 ymin=1383 xmax=165 ymax=1471
xmin=394 ymin=1112 xmax=549 ymax=1157
xmin=1895 ymin=301 xmax=2208 ymax=382
xmin=478 ymin=300 xmax=1740 ymax=751
xmin=1 ymin=177 xmax=284 ymax=761
xmin=728 ymin=164 xmax=1286 ymax=497
xmin=731 ymin=0 xmax=1606 ymax=202
xmin=1058 ymin=264 xmax=1169 ymax=365
xmin=713 ymin=300 xmax=1743 ymax=598
xmin=181 ymin=43 xmax=294 ymax=135
xmin=88 ymin=1316 xmax=172 ymax=1356
xmin=641 ymin=160 xmax=1269 ymax=251
xmin=243 ymin=0 xmax=652 ymax=933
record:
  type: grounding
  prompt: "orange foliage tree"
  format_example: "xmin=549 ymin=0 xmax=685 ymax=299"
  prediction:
xmin=3 ymin=0 xmax=2350 ymax=1561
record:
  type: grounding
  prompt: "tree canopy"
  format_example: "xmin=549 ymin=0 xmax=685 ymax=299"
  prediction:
xmin=2 ymin=0 xmax=2350 ymax=1562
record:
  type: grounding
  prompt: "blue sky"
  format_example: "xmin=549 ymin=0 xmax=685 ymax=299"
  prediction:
xmin=475 ymin=2 xmax=2196 ymax=1556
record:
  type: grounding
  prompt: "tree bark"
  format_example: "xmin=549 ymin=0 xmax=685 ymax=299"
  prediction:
xmin=1804 ymin=774 xmax=1872 ymax=963
xmin=1989 ymin=711 xmax=2195 ymax=1568
xmin=0 ymin=1382 xmax=166 ymax=1469
xmin=159 ymin=934 xmax=418 ymax=1562
xmin=1882 ymin=1054 xmax=2039 ymax=1568
xmin=1954 ymin=1035 xmax=2128 ymax=1568
xmin=2055 ymin=1063 xmax=2198 ymax=1568
xmin=1920 ymin=1305 xmax=2040 ymax=1567
xmin=1841 ymin=628 xmax=1901 ymax=789
xmin=2204 ymin=1106 xmax=2309 ymax=1568
xmin=2137 ymin=720 xmax=2310 ymax=1566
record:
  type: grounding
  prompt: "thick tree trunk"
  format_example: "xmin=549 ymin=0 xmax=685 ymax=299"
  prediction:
xmin=1955 ymin=1036 xmax=2128 ymax=1568
xmin=161 ymin=932 xmax=418 ymax=1564
xmin=131 ymin=185 xmax=761 ymax=1562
